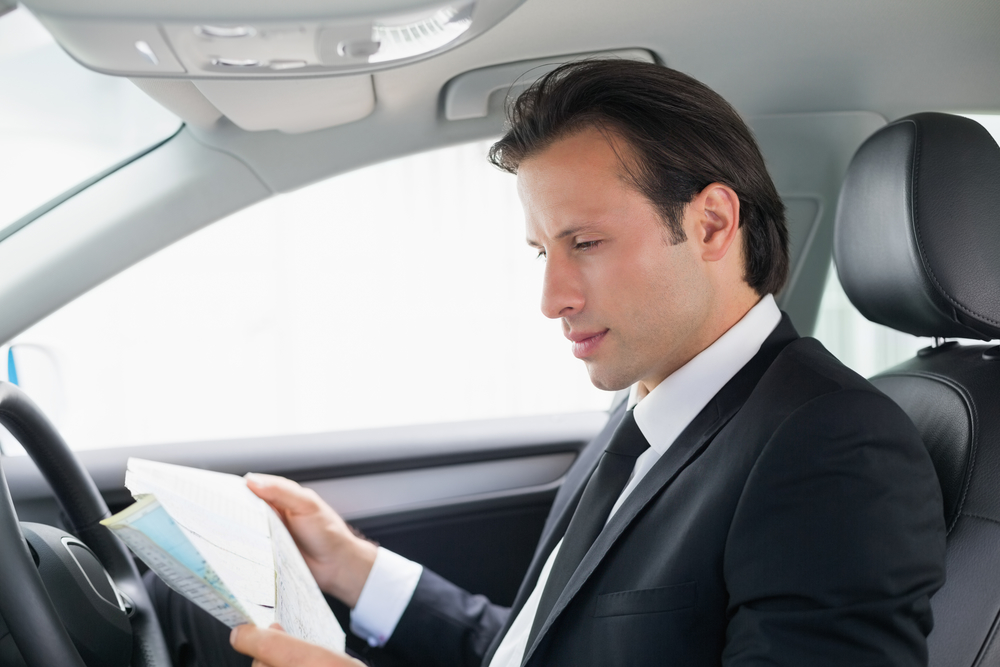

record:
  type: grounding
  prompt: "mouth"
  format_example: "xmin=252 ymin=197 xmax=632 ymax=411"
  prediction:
xmin=567 ymin=329 xmax=608 ymax=359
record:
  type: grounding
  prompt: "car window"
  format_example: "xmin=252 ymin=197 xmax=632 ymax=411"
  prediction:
xmin=812 ymin=113 xmax=1000 ymax=378
xmin=0 ymin=7 xmax=180 ymax=235
xmin=1 ymin=139 xmax=612 ymax=454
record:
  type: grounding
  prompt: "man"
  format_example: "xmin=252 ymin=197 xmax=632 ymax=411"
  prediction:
xmin=169 ymin=59 xmax=947 ymax=666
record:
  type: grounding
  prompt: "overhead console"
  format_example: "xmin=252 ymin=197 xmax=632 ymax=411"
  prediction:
xmin=18 ymin=0 xmax=526 ymax=78
xmin=13 ymin=0 xmax=652 ymax=135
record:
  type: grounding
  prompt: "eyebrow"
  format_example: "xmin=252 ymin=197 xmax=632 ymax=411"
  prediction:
xmin=525 ymin=226 xmax=591 ymax=248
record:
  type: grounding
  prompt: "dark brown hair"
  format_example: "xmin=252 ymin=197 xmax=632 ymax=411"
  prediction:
xmin=489 ymin=59 xmax=788 ymax=296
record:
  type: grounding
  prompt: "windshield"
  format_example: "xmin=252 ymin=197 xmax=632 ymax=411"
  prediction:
xmin=0 ymin=7 xmax=181 ymax=236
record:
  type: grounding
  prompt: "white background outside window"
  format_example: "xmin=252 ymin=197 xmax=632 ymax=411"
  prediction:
xmin=4 ymin=139 xmax=612 ymax=453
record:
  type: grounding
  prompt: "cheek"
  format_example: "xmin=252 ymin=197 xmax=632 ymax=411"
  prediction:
xmin=581 ymin=239 xmax=703 ymax=326
xmin=573 ymin=256 xmax=623 ymax=307
xmin=631 ymin=252 xmax=704 ymax=327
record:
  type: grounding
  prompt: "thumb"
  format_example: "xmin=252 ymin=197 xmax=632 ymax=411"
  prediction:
xmin=245 ymin=474 xmax=320 ymax=514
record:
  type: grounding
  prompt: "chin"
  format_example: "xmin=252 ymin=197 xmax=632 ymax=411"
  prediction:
xmin=585 ymin=363 xmax=633 ymax=393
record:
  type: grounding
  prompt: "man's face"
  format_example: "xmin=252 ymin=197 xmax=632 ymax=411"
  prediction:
xmin=519 ymin=127 xmax=714 ymax=394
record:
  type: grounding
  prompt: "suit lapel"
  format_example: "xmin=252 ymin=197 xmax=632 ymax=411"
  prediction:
xmin=521 ymin=314 xmax=798 ymax=666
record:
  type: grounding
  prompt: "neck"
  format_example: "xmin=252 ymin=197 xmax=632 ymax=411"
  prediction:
xmin=638 ymin=288 xmax=762 ymax=396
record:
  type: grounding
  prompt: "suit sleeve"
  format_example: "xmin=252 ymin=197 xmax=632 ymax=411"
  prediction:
xmin=383 ymin=567 xmax=510 ymax=667
xmin=722 ymin=389 xmax=947 ymax=666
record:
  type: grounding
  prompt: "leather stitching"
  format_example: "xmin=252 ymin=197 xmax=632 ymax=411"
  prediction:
xmin=875 ymin=370 xmax=978 ymax=536
xmin=906 ymin=119 xmax=1000 ymax=329
xmin=962 ymin=512 xmax=1000 ymax=527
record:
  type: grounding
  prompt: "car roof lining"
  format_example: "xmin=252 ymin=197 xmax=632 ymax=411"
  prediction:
xmin=175 ymin=0 xmax=999 ymax=194
xmin=12 ymin=0 xmax=1000 ymax=195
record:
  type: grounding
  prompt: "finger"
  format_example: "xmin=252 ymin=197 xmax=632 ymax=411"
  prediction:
xmin=245 ymin=474 xmax=321 ymax=514
xmin=231 ymin=624 xmax=358 ymax=667
xmin=248 ymin=623 xmax=284 ymax=667
xmin=231 ymin=624 xmax=307 ymax=665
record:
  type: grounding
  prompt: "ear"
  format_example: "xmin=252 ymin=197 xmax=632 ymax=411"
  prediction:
xmin=688 ymin=183 xmax=741 ymax=262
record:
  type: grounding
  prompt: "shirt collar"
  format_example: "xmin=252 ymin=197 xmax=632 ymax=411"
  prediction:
xmin=627 ymin=294 xmax=782 ymax=454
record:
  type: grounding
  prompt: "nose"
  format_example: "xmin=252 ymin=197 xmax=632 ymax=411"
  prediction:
xmin=540 ymin=254 xmax=585 ymax=319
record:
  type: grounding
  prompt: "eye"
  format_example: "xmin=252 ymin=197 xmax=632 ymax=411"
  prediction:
xmin=575 ymin=240 xmax=601 ymax=251
xmin=535 ymin=249 xmax=547 ymax=260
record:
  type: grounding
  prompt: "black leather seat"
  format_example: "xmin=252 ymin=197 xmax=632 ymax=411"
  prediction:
xmin=835 ymin=112 xmax=1000 ymax=666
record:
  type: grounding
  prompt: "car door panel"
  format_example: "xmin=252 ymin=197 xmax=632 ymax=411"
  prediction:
xmin=4 ymin=411 xmax=606 ymax=613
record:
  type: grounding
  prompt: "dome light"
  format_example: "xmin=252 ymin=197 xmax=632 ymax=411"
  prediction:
xmin=195 ymin=25 xmax=257 ymax=39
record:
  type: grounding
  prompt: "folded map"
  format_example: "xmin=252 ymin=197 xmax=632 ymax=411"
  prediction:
xmin=101 ymin=458 xmax=346 ymax=653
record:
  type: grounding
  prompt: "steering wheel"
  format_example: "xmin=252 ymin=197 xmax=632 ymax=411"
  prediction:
xmin=0 ymin=381 xmax=171 ymax=666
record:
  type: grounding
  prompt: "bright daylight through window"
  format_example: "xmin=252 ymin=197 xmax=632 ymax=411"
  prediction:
xmin=2 ymin=139 xmax=612 ymax=453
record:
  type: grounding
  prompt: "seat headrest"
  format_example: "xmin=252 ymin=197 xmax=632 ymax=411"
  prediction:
xmin=834 ymin=112 xmax=1000 ymax=340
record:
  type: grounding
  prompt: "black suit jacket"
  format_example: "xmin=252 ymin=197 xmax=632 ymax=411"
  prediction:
xmin=385 ymin=316 xmax=947 ymax=666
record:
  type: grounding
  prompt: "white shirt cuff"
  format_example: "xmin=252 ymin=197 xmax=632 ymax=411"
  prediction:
xmin=349 ymin=547 xmax=423 ymax=647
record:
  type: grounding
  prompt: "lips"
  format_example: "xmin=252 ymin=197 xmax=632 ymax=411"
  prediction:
xmin=568 ymin=329 xmax=608 ymax=359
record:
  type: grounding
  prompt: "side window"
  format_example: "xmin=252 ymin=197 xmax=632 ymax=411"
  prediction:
xmin=3 ymin=139 xmax=611 ymax=453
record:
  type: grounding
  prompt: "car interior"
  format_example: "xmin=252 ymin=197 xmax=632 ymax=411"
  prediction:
xmin=0 ymin=0 xmax=998 ymax=665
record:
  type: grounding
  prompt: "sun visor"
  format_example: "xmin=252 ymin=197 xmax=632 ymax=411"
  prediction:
xmin=22 ymin=0 xmax=526 ymax=79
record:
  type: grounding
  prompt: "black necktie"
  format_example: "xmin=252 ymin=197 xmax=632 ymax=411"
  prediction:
xmin=526 ymin=409 xmax=649 ymax=648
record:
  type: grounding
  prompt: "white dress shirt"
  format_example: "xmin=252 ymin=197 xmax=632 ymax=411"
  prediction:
xmin=351 ymin=295 xmax=782 ymax=659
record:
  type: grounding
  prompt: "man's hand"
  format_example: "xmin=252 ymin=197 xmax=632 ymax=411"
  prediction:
xmin=245 ymin=473 xmax=377 ymax=607
xmin=231 ymin=623 xmax=364 ymax=667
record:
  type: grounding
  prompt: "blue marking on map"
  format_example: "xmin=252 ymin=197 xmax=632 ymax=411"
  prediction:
xmin=131 ymin=504 xmax=207 ymax=577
